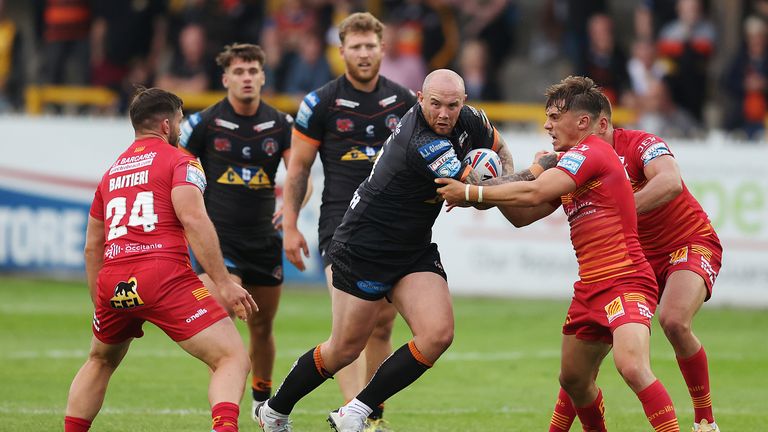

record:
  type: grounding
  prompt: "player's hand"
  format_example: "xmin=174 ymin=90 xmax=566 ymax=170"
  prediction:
xmin=435 ymin=178 xmax=469 ymax=206
xmin=283 ymin=226 xmax=310 ymax=271
xmin=218 ymin=279 xmax=258 ymax=321
xmin=272 ymin=207 xmax=284 ymax=230
xmin=533 ymin=151 xmax=560 ymax=170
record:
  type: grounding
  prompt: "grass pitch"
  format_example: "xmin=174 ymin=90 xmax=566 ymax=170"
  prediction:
xmin=0 ymin=277 xmax=766 ymax=431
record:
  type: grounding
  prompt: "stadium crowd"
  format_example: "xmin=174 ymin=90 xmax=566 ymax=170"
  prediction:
xmin=1 ymin=0 xmax=767 ymax=140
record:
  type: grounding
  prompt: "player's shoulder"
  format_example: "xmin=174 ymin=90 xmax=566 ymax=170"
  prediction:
xmin=308 ymin=75 xmax=344 ymax=103
xmin=258 ymin=101 xmax=294 ymax=127
xmin=183 ymin=98 xmax=225 ymax=128
xmin=378 ymin=75 xmax=417 ymax=99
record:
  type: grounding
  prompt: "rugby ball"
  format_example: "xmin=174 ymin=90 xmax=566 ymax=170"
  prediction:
xmin=463 ymin=148 xmax=501 ymax=181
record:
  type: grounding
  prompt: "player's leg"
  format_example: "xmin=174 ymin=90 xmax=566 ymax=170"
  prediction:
xmin=324 ymin=265 xmax=367 ymax=401
xmin=65 ymin=337 xmax=132 ymax=431
xmin=658 ymin=269 xmax=717 ymax=430
xmin=364 ymin=300 xmax=396 ymax=430
xmin=245 ymin=283 xmax=282 ymax=404
xmin=259 ymin=286 xmax=381 ymax=429
xmin=558 ymin=335 xmax=611 ymax=432
xmin=331 ymin=271 xmax=453 ymax=430
xmin=612 ymin=322 xmax=680 ymax=431
xmin=178 ymin=317 xmax=250 ymax=432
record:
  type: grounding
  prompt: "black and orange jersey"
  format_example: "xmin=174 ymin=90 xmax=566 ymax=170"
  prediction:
xmin=293 ymin=74 xmax=417 ymax=245
xmin=180 ymin=98 xmax=292 ymax=236
xmin=333 ymin=104 xmax=499 ymax=251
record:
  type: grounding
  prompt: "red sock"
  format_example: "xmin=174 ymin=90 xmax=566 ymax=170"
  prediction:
xmin=677 ymin=346 xmax=714 ymax=424
xmin=549 ymin=387 xmax=577 ymax=431
xmin=637 ymin=380 xmax=679 ymax=432
xmin=211 ymin=402 xmax=239 ymax=432
xmin=64 ymin=416 xmax=91 ymax=432
xmin=574 ymin=389 xmax=606 ymax=432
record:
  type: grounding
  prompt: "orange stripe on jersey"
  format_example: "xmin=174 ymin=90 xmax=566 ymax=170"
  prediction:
xmin=570 ymin=180 xmax=602 ymax=199
xmin=691 ymin=245 xmax=713 ymax=260
xmin=292 ymin=128 xmax=321 ymax=147
xmin=192 ymin=287 xmax=211 ymax=300
xmin=623 ymin=293 xmax=646 ymax=303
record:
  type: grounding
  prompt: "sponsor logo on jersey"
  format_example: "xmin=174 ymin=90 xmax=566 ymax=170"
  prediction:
xmin=214 ymin=138 xmax=231 ymax=152
xmin=356 ymin=280 xmax=393 ymax=294
xmin=604 ymin=296 xmax=625 ymax=324
xmin=418 ymin=139 xmax=452 ymax=161
xmin=217 ymin=167 xmax=246 ymax=185
xmin=134 ymin=146 xmax=145 ymax=153
xmin=336 ymin=118 xmax=354 ymax=132
xmin=378 ymin=95 xmax=398 ymax=107
xmin=247 ymin=167 xmax=272 ymax=189
xmin=285 ymin=114 xmax=294 ymax=124
xmin=458 ymin=131 xmax=468 ymax=148
xmin=638 ymin=135 xmax=658 ymax=152
xmin=335 ymin=98 xmax=360 ymax=108
xmin=296 ymin=100 xmax=313 ymax=128
xmin=557 ymin=152 xmax=587 ymax=175
xmin=105 ymin=244 xmax=121 ymax=260
xmin=214 ymin=118 xmax=239 ymax=130
xmin=124 ymin=243 xmax=163 ymax=254
xmin=186 ymin=160 xmax=207 ymax=193
xmin=110 ymin=277 xmax=144 ymax=309
xmin=109 ymin=152 xmax=157 ymax=175
xmin=669 ymin=246 xmax=689 ymax=265
xmin=700 ymin=257 xmax=716 ymax=285
xmin=305 ymin=91 xmax=319 ymax=107
xmin=640 ymin=142 xmax=671 ymax=166
xmin=254 ymin=120 xmax=276 ymax=132
xmin=242 ymin=146 xmax=252 ymax=159
xmin=385 ymin=114 xmax=400 ymax=131
xmin=92 ymin=313 xmax=101 ymax=332
xmin=429 ymin=149 xmax=462 ymax=178
xmin=366 ymin=124 xmax=374 ymax=137
xmin=109 ymin=169 xmax=149 ymax=192
xmin=186 ymin=308 xmax=208 ymax=323
xmin=262 ymin=138 xmax=278 ymax=156
xmin=637 ymin=302 xmax=654 ymax=319
xmin=468 ymin=105 xmax=480 ymax=117
xmin=272 ymin=265 xmax=283 ymax=280
xmin=341 ymin=146 xmax=379 ymax=162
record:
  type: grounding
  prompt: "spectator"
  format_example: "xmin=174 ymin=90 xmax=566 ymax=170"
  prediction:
xmin=723 ymin=15 xmax=768 ymax=140
xmin=457 ymin=39 xmax=501 ymax=101
xmin=0 ymin=0 xmax=23 ymax=112
xmin=636 ymin=78 xmax=701 ymax=138
xmin=36 ymin=0 xmax=91 ymax=85
xmin=452 ymin=0 xmax=518 ymax=71
xmin=656 ymin=0 xmax=715 ymax=122
xmin=155 ymin=23 xmax=214 ymax=93
xmin=384 ymin=0 xmax=460 ymax=70
xmin=284 ymin=31 xmax=332 ymax=95
xmin=627 ymin=38 xmax=667 ymax=98
xmin=576 ymin=13 xmax=629 ymax=105
xmin=379 ymin=21 xmax=427 ymax=91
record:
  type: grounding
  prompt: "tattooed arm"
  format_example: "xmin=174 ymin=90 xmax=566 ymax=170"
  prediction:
xmin=495 ymin=134 xmax=515 ymax=175
xmin=282 ymin=133 xmax=319 ymax=271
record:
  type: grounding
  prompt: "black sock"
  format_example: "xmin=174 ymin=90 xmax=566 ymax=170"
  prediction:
xmin=368 ymin=403 xmax=385 ymax=420
xmin=252 ymin=387 xmax=270 ymax=402
xmin=358 ymin=342 xmax=431 ymax=409
xmin=270 ymin=346 xmax=332 ymax=414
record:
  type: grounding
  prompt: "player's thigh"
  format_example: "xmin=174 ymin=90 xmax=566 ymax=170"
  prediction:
xmin=659 ymin=270 xmax=707 ymax=324
xmin=328 ymin=287 xmax=382 ymax=351
xmin=611 ymin=322 xmax=652 ymax=372
xmin=390 ymin=271 xmax=453 ymax=339
xmin=560 ymin=334 xmax=610 ymax=384
xmin=87 ymin=336 xmax=133 ymax=368
xmin=245 ymin=283 xmax=282 ymax=325
xmin=178 ymin=317 xmax=246 ymax=368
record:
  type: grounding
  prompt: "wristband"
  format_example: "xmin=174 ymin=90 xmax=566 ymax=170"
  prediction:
xmin=465 ymin=183 xmax=470 ymax=201
xmin=529 ymin=163 xmax=545 ymax=178
xmin=478 ymin=186 xmax=484 ymax=203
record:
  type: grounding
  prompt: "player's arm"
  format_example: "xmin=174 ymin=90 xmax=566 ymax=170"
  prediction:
xmin=436 ymin=167 xmax=576 ymax=207
xmin=282 ymin=131 xmax=319 ymax=271
xmin=482 ymin=151 xmax=560 ymax=186
xmin=494 ymin=133 xmax=515 ymax=175
xmin=172 ymin=185 xmax=257 ymax=319
xmin=83 ymin=216 xmax=105 ymax=307
xmin=634 ymin=154 xmax=682 ymax=214
xmin=273 ymin=148 xmax=314 ymax=230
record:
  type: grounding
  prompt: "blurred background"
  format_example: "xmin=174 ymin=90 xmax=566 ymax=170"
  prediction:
xmin=0 ymin=0 xmax=766 ymax=307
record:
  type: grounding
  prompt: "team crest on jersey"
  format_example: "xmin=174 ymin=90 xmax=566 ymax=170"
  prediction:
xmin=214 ymin=118 xmax=239 ymax=130
xmin=262 ymin=138 xmax=278 ymax=156
xmin=105 ymin=244 xmax=121 ymax=260
xmin=336 ymin=118 xmax=354 ymax=132
xmin=335 ymin=98 xmax=360 ymax=109
xmin=379 ymin=95 xmax=398 ymax=107
xmin=669 ymin=246 xmax=689 ymax=265
xmin=254 ymin=120 xmax=276 ymax=132
xmin=214 ymin=138 xmax=231 ymax=152
xmin=272 ymin=265 xmax=283 ymax=280
xmin=385 ymin=114 xmax=400 ymax=131
xmin=604 ymin=296 xmax=625 ymax=324
xmin=110 ymin=277 xmax=144 ymax=309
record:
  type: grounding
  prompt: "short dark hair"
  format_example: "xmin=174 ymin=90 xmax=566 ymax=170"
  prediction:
xmin=216 ymin=43 xmax=266 ymax=69
xmin=338 ymin=12 xmax=384 ymax=44
xmin=544 ymin=76 xmax=611 ymax=121
xmin=128 ymin=87 xmax=183 ymax=131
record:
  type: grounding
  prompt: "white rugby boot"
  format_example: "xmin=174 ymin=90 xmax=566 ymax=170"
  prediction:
xmin=255 ymin=401 xmax=292 ymax=432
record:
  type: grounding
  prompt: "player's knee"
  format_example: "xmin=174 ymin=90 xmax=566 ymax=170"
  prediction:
xmin=658 ymin=313 xmax=691 ymax=340
xmin=614 ymin=359 xmax=649 ymax=388
xmin=559 ymin=371 xmax=589 ymax=395
xmin=248 ymin=318 xmax=275 ymax=341
xmin=423 ymin=327 xmax=454 ymax=354
xmin=88 ymin=352 xmax=121 ymax=370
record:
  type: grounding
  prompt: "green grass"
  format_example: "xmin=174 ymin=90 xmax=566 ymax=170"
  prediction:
xmin=0 ymin=277 xmax=766 ymax=431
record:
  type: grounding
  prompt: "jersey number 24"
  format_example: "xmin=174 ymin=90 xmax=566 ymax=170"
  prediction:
xmin=106 ymin=191 xmax=158 ymax=240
